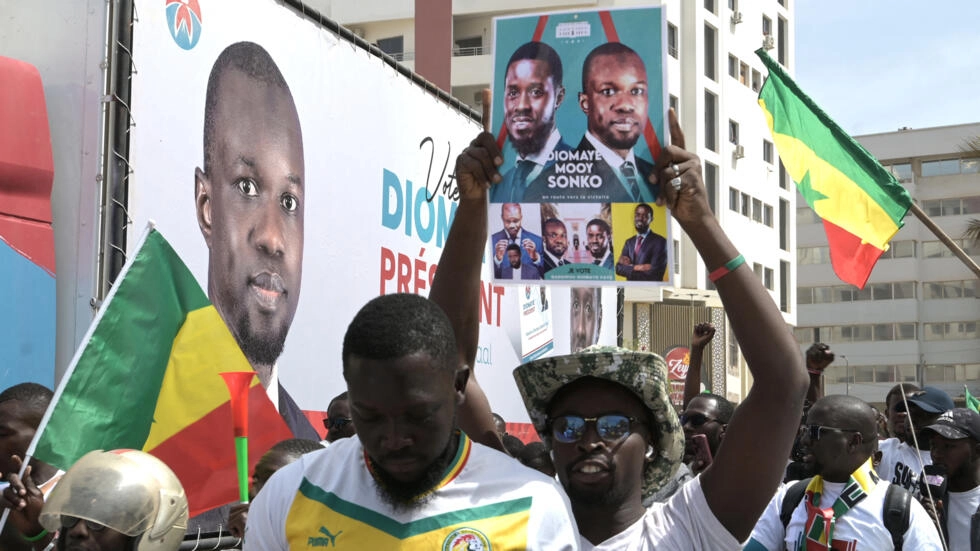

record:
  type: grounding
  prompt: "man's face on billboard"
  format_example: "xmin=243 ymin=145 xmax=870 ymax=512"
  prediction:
xmin=507 ymin=248 xmax=522 ymax=268
xmin=586 ymin=223 xmax=609 ymax=259
xmin=544 ymin=221 xmax=568 ymax=258
xmin=580 ymin=53 xmax=648 ymax=154
xmin=570 ymin=287 xmax=601 ymax=352
xmin=501 ymin=204 xmax=523 ymax=240
xmin=195 ymin=68 xmax=305 ymax=367
xmin=505 ymin=58 xmax=564 ymax=158
xmin=634 ymin=205 xmax=653 ymax=234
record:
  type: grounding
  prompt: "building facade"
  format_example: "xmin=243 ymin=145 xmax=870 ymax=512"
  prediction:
xmin=795 ymin=123 xmax=980 ymax=406
xmin=310 ymin=0 xmax=797 ymax=403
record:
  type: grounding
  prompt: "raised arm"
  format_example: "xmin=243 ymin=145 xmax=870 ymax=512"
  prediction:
xmin=683 ymin=322 xmax=716 ymax=407
xmin=804 ymin=342 xmax=834 ymax=405
xmin=429 ymin=93 xmax=506 ymax=453
xmin=657 ymin=109 xmax=808 ymax=541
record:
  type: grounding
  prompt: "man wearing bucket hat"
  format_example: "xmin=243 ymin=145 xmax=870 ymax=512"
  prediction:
xmin=507 ymin=110 xmax=809 ymax=548
xmin=921 ymin=408 xmax=980 ymax=550
xmin=878 ymin=386 xmax=955 ymax=492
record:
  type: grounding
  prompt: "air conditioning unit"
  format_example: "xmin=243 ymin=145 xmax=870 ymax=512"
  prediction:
xmin=351 ymin=27 xmax=365 ymax=38
xmin=762 ymin=34 xmax=775 ymax=50
xmin=731 ymin=11 xmax=743 ymax=24
xmin=734 ymin=145 xmax=745 ymax=159
xmin=473 ymin=91 xmax=483 ymax=104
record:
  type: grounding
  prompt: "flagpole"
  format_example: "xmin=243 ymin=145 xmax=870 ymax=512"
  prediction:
xmin=908 ymin=203 xmax=980 ymax=279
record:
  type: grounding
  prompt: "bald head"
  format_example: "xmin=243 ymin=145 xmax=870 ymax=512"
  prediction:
xmin=809 ymin=395 xmax=878 ymax=441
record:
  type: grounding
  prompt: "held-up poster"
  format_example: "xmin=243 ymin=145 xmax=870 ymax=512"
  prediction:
xmin=488 ymin=6 xmax=672 ymax=286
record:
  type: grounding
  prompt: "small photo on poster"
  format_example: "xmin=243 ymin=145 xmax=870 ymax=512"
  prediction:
xmin=611 ymin=202 xmax=671 ymax=282
xmin=488 ymin=6 xmax=671 ymax=287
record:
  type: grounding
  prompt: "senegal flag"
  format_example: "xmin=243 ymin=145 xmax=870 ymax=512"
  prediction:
xmin=30 ymin=225 xmax=293 ymax=516
xmin=756 ymin=49 xmax=912 ymax=289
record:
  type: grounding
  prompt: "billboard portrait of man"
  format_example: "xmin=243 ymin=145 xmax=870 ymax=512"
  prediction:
xmin=585 ymin=218 xmax=613 ymax=269
xmin=491 ymin=202 xmax=543 ymax=273
xmin=490 ymin=41 xmax=572 ymax=203
xmin=616 ymin=203 xmax=667 ymax=281
xmin=193 ymin=41 xmax=319 ymax=440
xmin=570 ymin=287 xmax=602 ymax=352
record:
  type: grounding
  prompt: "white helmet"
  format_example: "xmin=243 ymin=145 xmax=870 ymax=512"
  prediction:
xmin=40 ymin=449 xmax=188 ymax=551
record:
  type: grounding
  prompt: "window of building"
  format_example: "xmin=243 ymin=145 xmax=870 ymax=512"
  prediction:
xmin=669 ymin=95 xmax=679 ymax=113
xmin=764 ymin=267 xmax=774 ymax=290
xmin=797 ymin=287 xmax=812 ymax=304
xmin=704 ymin=161 xmax=718 ymax=214
xmin=962 ymin=159 xmax=980 ymax=173
xmin=798 ymin=246 xmax=829 ymax=265
xmin=778 ymin=0 xmax=787 ymax=6
xmin=777 ymin=16 xmax=787 ymax=66
xmin=762 ymin=15 xmax=772 ymax=36
xmin=673 ymin=240 xmax=681 ymax=274
xmin=779 ymin=159 xmax=789 ymax=189
xmin=668 ymin=23 xmax=678 ymax=58
xmin=887 ymin=163 xmax=913 ymax=183
xmin=377 ymin=35 xmax=405 ymax=56
xmin=893 ymin=281 xmax=916 ymax=299
xmin=813 ymin=287 xmax=832 ymax=304
xmin=729 ymin=187 xmax=739 ymax=211
xmin=779 ymin=199 xmax=789 ymax=250
xmin=454 ymin=36 xmax=483 ymax=54
xmin=752 ymin=69 xmax=762 ymax=92
xmin=753 ymin=262 xmax=763 ymax=279
xmin=728 ymin=324 xmax=739 ymax=366
xmin=739 ymin=62 xmax=749 ymax=85
xmin=763 ymin=139 xmax=774 ymax=163
xmin=729 ymin=119 xmax=740 ymax=144
xmin=763 ymin=204 xmax=773 ymax=227
xmin=922 ymin=159 xmax=961 ymax=177
xmin=779 ymin=261 xmax=789 ymax=312
xmin=740 ymin=192 xmax=750 ymax=216
xmin=729 ymin=0 xmax=737 ymax=8
xmin=704 ymin=25 xmax=717 ymax=80
xmin=705 ymin=90 xmax=717 ymax=151
xmin=886 ymin=240 xmax=916 ymax=259
xmin=728 ymin=54 xmax=738 ymax=78
xmin=704 ymin=0 xmax=716 ymax=14
xmin=752 ymin=198 xmax=763 ymax=222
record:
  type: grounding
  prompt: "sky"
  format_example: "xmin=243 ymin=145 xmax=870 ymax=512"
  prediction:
xmin=794 ymin=0 xmax=980 ymax=136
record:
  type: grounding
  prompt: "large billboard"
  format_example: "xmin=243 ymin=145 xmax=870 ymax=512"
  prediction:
xmin=125 ymin=0 xmax=542 ymax=423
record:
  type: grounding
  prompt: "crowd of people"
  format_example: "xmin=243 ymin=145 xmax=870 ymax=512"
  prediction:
xmin=2 ymin=102 xmax=977 ymax=550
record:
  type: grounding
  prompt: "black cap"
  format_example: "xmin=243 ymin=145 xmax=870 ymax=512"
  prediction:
xmin=905 ymin=386 xmax=955 ymax=413
xmin=923 ymin=408 xmax=980 ymax=441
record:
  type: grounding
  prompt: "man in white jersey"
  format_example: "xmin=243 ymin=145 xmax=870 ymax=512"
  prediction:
xmin=746 ymin=395 xmax=942 ymax=550
xmin=508 ymin=110 xmax=810 ymax=549
xmin=244 ymin=131 xmax=578 ymax=550
xmin=922 ymin=408 xmax=980 ymax=550
xmin=878 ymin=386 xmax=954 ymax=491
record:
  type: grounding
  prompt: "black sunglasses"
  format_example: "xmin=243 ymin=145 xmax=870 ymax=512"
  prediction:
xmin=61 ymin=516 xmax=107 ymax=532
xmin=679 ymin=412 xmax=717 ymax=428
xmin=801 ymin=424 xmax=861 ymax=441
xmin=549 ymin=414 xmax=639 ymax=444
xmin=326 ymin=417 xmax=352 ymax=431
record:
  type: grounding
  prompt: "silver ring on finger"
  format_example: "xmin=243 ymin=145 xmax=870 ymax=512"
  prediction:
xmin=671 ymin=163 xmax=680 ymax=177
xmin=670 ymin=176 xmax=683 ymax=190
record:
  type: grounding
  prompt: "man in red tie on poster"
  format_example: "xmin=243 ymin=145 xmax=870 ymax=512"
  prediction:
xmin=616 ymin=203 xmax=667 ymax=281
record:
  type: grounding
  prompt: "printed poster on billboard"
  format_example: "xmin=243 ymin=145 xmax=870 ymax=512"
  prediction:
xmin=126 ymin=0 xmax=540 ymax=427
xmin=487 ymin=6 xmax=672 ymax=286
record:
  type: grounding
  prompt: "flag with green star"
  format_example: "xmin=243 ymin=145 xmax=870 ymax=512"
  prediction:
xmin=755 ymin=49 xmax=912 ymax=288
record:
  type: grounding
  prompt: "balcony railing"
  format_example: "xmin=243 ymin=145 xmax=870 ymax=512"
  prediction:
xmin=385 ymin=46 xmax=488 ymax=61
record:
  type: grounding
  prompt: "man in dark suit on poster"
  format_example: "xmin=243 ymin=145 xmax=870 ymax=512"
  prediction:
xmin=496 ymin=244 xmax=543 ymax=280
xmin=616 ymin=203 xmax=667 ymax=281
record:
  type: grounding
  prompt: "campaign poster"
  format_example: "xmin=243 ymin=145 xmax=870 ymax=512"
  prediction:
xmin=487 ymin=6 xmax=672 ymax=285
xmin=125 ymin=0 xmax=536 ymax=426
xmin=518 ymin=285 xmax=554 ymax=362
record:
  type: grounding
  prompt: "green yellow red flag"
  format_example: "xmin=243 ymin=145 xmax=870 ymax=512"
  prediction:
xmin=755 ymin=49 xmax=912 ymax=288
xmin=29 ymin=225 xmax=293 ymax=516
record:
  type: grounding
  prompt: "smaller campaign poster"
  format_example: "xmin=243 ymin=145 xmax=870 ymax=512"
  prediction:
xmin=518 ymin=285 xmax=554 ymax=362
xmin=487 ymin=6 xmax=671 ymax=286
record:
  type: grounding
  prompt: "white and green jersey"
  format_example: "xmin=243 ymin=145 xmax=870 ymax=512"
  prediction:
xmin=245 ymin=432 xmax=579 ymax=550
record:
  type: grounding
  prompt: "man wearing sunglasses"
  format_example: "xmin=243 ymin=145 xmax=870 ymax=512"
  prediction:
xmin=746 ymin=394 xmax=942 ymax=550
xmin=509 ymin=111 xmax=810 ymax=549
xmin=679 ymin=394 xmax=733 ymax=474
xmin=878 ymin=386 xmax=955 ymax=492
xmin=322 ymin=391 xmax=355 ymax=444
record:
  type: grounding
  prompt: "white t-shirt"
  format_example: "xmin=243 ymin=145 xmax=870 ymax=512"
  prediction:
xmin=946 ymin=486 xmax=980 ymax=551
xmin=581 ymin=476 xmax=739 ymax=550
xmin=244 ymin=433 xmax=579 ymax=550
xmin=746 ymin=478 xmax=943 ymax=550
xmin=877 ymin=437 xmax=931 ymax=491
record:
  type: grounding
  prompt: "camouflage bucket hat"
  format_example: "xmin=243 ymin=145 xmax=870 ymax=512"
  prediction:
xmin=512 ymin=345 xmax=684 ymax=499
